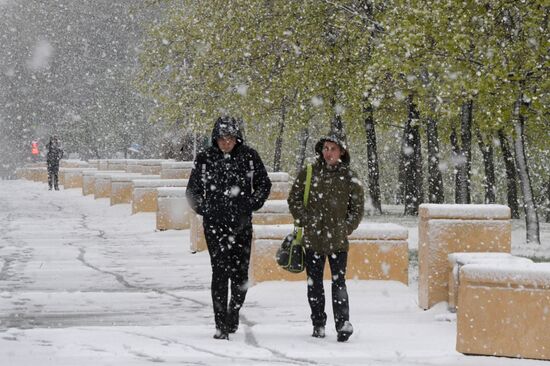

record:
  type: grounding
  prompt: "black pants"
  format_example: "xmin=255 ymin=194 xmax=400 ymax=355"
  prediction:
xmin=48 ymin=166 xmax=59 ymax=189
xmin=305 ymin=249 xmax=350 ymax=330
xmin=204 ymin=222 xmax=252 ymax=331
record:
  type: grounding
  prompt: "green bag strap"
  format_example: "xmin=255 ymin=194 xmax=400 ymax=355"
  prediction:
xmin=295 ymin=164 xmax=313 ymax=243
xmin=303 ymin=163 xmax=313 ymax=207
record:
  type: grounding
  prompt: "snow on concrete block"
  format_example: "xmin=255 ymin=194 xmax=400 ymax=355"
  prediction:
xmin=253 ymin=200 xmax=293 ymax=225
xmin=189 ymin=214 xmax=207 ymax=252
xmin=419 ymin=203 xmax=511 ymax=220
xmin=267 ymin=181 xmax=289 ymax=200
xmin=93 ymin=171 xmax=124 ymax=199
xmin=87 ymin=159 xmax=99 ymax=169
xmin=268 ymin=172 xmax=289 ymax=182
xmin=110 ymin=174 xmax=159 ymax=205
xmin=447 ymin=252 xmax=533 ymax=312
xmin=106 ymin=159 xmax=128 ymax=171
xmin=97 ymin=159 xmax=109 ymax=171
xmin=160 ymin=161 xmax=193 ymax=179
xmin=156 ymin=187 xmax=189 ymax=230
xmin=124 ymin=160 xmax=141 ymax=173
xmin=456 ymin=263 xmax=550 ymax=360
xmin=61 ymin=168 xmax=97 ymax=189
xmin=132 ymin=179 xmax=188 ymax=213
xmin=60 ymin=160 xmax=90 ymax=168
xmin=418 ymin=203 xmax=512 ymax=310
xmin=139 ymin=159 xmax=174 ymax=175
xmin=251 ymin=223 xmax=409 ymax=284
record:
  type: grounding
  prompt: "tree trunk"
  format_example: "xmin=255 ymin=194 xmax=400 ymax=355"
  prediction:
xmin=476 ymin=129 xmax=496 ymax=203
xmin=402 ymin=95 xmax=423 ymax=216
xmin=295 ymin=127 xmax=310 ymax=173
xmin=450 ymin=126 xmax=461 ymax=203
xmin=546 ymin=177 xmax=550 ymax=223
xmin=497 ymin=129 xmax=520 ymax=219
xmin=453 ymin=100 xmax=473 ymax=203
xmin=512 ymin=96 xmax=540 ymax=244
xmin=273 ymin=103 xmax=286 ymax=172
xmin=426 ymin=117 xmax=444 ymax=203
xmin=364 ymin=101 xmax=382 ymax=214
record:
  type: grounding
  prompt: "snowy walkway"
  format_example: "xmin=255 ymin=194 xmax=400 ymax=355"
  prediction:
xmin=0 ymin=180 xmax=546 ymax=365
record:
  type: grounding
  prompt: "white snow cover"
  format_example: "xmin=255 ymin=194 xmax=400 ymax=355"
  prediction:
xmin=161 ymin=161 xmax=194 ymax=169
xmin=461 ymin=263 xmax=550 ymax=287
xmin=106 ymin=159 xmax=128 ymax=164
xmin=1 ymin=180 xmax=549 ymax=366
xmin=256 ymin=200 xmax=290 ymax=213
xmin=86 ymin=170 xmax=120 ymax=177
xmin=60 ymin=159 xmax=89 ymax=167
xmin=157 ymin=187 xmax=186 ymax=197
xmin=419 ymin=203 xmax=511 ymax=220
xmin=110 ymin=174 xmax=160 ymax=182
xmin=351 ymin=223 xmax=408 ymax=240
xmin=253 ymin=223 xmax=408 ymax=241
xmin=139 ymin=159 xmax=173 ymax=166
xmin=448 ymin=252 xmax=532 ymax=266
xmin=267 ymin=172 xmax=289 ymax=182
xmin=60 ymin=167 xmax=97 ymax=173
xmin=133 ymin=179 xmax=188 ymax=188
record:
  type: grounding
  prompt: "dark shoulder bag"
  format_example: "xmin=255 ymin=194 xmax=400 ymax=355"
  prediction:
xmin=276 ymin=164 xmax=312 ymax=273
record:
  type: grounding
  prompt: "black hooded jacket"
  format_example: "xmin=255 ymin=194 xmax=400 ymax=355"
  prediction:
xmin=186 ymin=117 xmax=272 ymax=229
xmin=46 ymin=140 xmax=64 ymax=169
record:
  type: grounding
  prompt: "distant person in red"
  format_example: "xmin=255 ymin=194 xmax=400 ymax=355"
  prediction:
xmin=31 ymin=140 xmax=39 ymax=162
xmin=46 ymin=136 xmax=63 ymax=190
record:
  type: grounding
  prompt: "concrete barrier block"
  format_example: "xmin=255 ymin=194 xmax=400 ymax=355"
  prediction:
xmin=160 ymin=161 xmax=193 ymax=179
xmin=61 ymin=168 xmax=96 ymax=189
xmin=251 ymin=223 xmax=409 ymax=284
xmin=447 ymin=252 xmax=532 ymax=312
xmin=456 ymin=263 xmax=550 ymax=361
xmin=156 ymin=187 xmax=189 ymax=230
xmin=190 ymin=214 xmax=207 ymax=252
xmin=418 ymin=203 xmax=511 ymax=310
xmin=131 ymin=179 xmax=187 ymax=214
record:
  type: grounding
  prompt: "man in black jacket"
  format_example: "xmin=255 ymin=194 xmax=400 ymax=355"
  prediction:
xmin=186 ymin=116 xmax=272 ymax=340
xmin=46 ymin=135 xmax=64 ymax=190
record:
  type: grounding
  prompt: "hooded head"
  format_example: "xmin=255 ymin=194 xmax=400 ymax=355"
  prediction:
xmin=315 ymin=115 xmax=350 ymax=165
xmin=210 ymin=116 xmax=244 ymax=149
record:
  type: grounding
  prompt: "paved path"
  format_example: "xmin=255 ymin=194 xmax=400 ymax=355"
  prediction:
xmin=1 ymin=180 xmax=545 ymax=366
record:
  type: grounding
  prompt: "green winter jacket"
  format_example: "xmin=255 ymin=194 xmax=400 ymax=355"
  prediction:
xmin=287 ymin=158 xmax=365 ymax=255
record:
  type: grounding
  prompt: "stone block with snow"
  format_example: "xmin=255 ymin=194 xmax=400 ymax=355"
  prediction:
xmin=132 ymin=179 xmax=187 ymax=214
xmin=447 ymin=252 xmax=532 ymax=312
xmin=252 ymin=200 xmax=294 ymax=225
xmin=160 ymin=161 xmax=193 ymax=180
xmin=189 ymin=214 xmax=207 ymax=253
xmin=267 ymin=172 xmax=289 ymax=200
xmin=156 ymin=187 xmax=189 ymax=230
xmin=106 ymin=159 xmax=128 ymax=171
xmin=250 ymin=222 xmax=409 ymax=284
xmin=110 ymin=174 xmax=159 ymax=205
xmin=456 ymin=263 xmax=550 ymax=360
xmin=61 ymin=167 xmax=97 ymax=189
xmin=418 ymin=203 xmax=511 ymax=310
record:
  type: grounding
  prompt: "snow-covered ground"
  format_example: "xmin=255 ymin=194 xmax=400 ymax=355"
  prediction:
xmin=0 ymin=180 xmax=548 ymax=366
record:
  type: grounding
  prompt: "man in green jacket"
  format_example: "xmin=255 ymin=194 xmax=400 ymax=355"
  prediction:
xmin=287 ymin=119 xmax=364 ymax=342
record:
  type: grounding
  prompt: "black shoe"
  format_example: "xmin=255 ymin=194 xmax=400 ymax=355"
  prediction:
xmin=213 ymin=328 xmax=229 ymax=340
xmin=226 ymin=310 xmax=239 ymax=334
xmin=312 ymin=325 xmax=325 ymax=338
xmin=48 ymin=187 xmax=52 ymax=190
xmin=54 ymin=186 xmax=59 ymax=191
xmin=337 ymin=321 xmax=353 ymax=342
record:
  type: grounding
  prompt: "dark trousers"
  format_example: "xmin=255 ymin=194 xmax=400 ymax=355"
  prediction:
xmin=47 ymin=167 xmax=59 ymax=189
xmin=305 ymin=249 xmax=350 ymax=330
xmin=204 ymin=222 xmax=252 ymax=331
